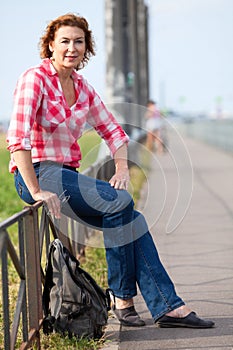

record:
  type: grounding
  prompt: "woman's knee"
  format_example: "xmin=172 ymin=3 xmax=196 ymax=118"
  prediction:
xmin=115 ymin=189 xmax=134 ymax=212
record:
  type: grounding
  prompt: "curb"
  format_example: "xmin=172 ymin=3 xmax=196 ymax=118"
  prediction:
xmin=101 ymin=311 xmax=121 ymax=350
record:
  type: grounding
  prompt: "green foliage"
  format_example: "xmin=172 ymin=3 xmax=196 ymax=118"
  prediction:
xmin=128 ymin=165 xmax=146 ymax=206
xmin=0 ymin=134 xmax=24 ymax=220
xmin=38 ymin=333 xmax=105 ymax=349
xmin=82 ymin=242 xmax=108 ymax=290
xmin=78 ymin=129 xmax=102 ymax=171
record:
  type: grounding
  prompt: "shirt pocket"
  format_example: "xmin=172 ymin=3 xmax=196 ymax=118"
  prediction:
xmin=66 ymin=104 xmax=89 ymax=138
xmin=46 ymin=98 xmax=66 ymax=125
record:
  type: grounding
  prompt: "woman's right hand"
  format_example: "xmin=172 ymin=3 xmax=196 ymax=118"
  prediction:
xmin=12 ymin=151 xmax=61 ymax=218
xmin=32 ymin=190 xmax=61 ymax=219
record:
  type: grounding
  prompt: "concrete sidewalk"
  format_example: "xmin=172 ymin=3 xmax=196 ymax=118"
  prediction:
xmin=102 ymin=132 xmax=233 ymax=350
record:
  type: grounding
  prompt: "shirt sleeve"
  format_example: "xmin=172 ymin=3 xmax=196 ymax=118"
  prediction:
xmin=85 ymin=81 xmax=129 ymax=156
xmin=7 ymin=68 xmax=43 ymax=153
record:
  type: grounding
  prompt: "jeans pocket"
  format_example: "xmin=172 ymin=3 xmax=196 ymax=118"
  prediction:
xmin=14 ymin=173 xmax=35 ymax=205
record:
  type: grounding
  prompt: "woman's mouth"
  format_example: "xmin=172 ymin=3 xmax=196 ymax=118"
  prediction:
xmin=65 ymin=55 xmax=78 ymax=60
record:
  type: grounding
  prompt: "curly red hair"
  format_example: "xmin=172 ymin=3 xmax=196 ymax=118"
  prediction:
xmin=39 ymin=13 xmax=95 ymax=70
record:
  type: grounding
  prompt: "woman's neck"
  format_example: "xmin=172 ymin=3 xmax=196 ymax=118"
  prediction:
xmin=51 ymin=60 xmax=73 ymax=82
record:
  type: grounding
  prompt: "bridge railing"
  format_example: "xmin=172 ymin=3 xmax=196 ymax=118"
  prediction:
xmin=178 ymin=119 xmax=233 ymax=153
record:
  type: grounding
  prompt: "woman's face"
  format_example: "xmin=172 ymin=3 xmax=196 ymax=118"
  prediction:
xmin=49 ymin=25 xmax=86 ymax=71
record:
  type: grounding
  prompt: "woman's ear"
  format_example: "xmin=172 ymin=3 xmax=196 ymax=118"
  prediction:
xmin=49 ymin=43 xmax=53 ymax=52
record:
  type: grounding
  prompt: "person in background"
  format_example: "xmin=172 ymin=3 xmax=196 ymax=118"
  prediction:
xmin=145 ymin=99 xmax=164 ymax=154
xmin=7 ymin=13 xmax=214 ymax=329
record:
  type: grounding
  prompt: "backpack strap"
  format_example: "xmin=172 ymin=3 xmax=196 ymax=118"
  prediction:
xmin=42 ymin=242 xmax=56 ymax=334
xmin=106 ymin=288 xmax=114 ymax=311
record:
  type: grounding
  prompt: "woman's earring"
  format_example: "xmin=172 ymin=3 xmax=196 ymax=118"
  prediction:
xmin=50 ymin=49 xmax=55 ymax=61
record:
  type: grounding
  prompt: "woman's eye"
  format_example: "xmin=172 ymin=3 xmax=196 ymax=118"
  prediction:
xmin=60 ymin=39 xmax=84 ymax=45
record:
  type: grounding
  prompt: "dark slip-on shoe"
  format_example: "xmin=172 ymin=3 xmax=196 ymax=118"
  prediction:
xmin=157 ymin=311 xmax=215 ymax=328
xmin=113 ymin=305 xmax=145 ymax=327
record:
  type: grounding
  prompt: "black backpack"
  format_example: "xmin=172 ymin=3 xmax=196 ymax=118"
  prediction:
xmin=42 ymin=239 xmax=111 ymax=339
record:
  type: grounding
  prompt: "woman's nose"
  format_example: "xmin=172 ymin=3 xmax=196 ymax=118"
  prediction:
xmin=67 ymin=41 xmax=75 ymax=51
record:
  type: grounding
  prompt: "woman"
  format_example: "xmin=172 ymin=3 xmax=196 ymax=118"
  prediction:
xmin=7 ymin=13 xmax=214 ymax=328
xmin=145 ymin=100 xmax=164 ymax=153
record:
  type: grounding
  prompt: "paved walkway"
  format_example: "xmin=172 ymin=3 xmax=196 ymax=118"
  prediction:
xmin=102 ymin=131 xmax=233 ymax=350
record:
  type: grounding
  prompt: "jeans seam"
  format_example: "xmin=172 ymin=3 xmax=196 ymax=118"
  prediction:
xmin=136 ymin=237 xmax=171 ymax=309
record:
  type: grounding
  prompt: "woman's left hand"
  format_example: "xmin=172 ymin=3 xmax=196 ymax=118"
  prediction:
xmin=109 ymin=168 xmax=130 ymax=190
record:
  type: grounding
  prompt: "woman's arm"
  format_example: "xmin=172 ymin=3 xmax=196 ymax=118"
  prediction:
xmin=13 ymin=150 xmax=61 ymax=218
xmin=109 ymin=143 xmax=130 ymax=190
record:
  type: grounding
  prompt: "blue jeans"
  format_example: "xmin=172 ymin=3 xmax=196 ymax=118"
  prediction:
xmin=14 ymin=161 xmax=184 ymax=321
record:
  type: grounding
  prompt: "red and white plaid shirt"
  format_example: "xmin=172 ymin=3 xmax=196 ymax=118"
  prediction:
xmin=7 ymin=59 xmax=129 ymax=173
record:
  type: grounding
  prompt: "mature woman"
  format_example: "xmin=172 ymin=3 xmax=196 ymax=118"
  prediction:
xmin=7 ymin=13 xmax=214 ymax=329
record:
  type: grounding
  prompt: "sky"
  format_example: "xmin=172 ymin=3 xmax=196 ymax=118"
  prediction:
xmin=0 ymin=0 xmax=233 ymax=123
xmin=148 ymin=0 xmax=233 ymax=116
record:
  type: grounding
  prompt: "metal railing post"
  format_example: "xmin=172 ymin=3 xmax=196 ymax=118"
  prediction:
xmin=24 ymin=208 xmax=42 ymax=348
xmin=0 ymin=231 xmax=10 ymax=349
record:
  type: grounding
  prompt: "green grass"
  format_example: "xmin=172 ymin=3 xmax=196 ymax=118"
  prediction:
xmin=0 ymin=134 xmax=24 ymax=220
xmin=0 ymin=130 xmax=148 ymax=349
xmin=37 ymin=333 xmax=106 ymax=350
xmin=78 ymin=129 xmax=102 ymax=171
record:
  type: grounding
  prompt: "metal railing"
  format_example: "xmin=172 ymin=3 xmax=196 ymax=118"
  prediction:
xmin=178 ymin=119 xmax=233 ymax=153
xmin=0 ymin=154 xmax=112 ymax=350
xmin=1 ymin=202 xmax=46 ymax=349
